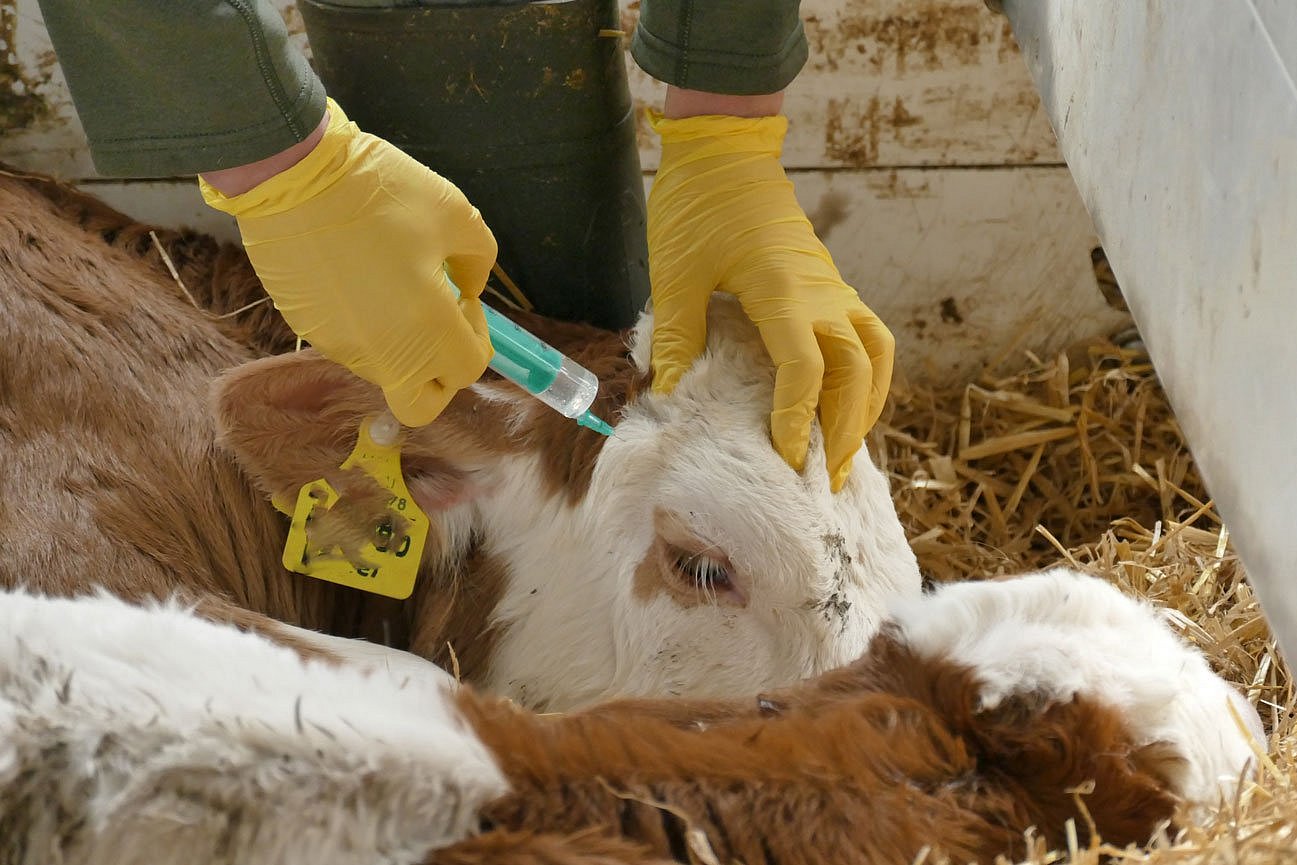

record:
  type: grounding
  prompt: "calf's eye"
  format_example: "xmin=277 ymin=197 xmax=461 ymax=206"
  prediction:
xmin=672 ymin=553 xmax=735 ymax=596
xmin=635 ymin=507 xmax=748 ymax=608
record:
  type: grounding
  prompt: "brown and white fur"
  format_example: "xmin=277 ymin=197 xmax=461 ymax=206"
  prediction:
xmin=0 ymin=170 xmax=919 ymax=710
xmin=0 ymin=568 xmax=1262 ymax=864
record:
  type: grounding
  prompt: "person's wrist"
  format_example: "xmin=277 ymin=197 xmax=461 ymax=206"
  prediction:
xmin=663 ymin=86 xmax=784 ymax=119
xmin=200 ymin=110 xmax=331 ymax=197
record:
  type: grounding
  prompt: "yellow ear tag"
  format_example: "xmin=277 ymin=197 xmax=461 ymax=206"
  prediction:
xmin=279 ymin=415 xmax=429 ymax=600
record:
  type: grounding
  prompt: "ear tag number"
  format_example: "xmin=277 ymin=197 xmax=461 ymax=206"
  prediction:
xmin=280 ymin=417 xmax=430 ymax=600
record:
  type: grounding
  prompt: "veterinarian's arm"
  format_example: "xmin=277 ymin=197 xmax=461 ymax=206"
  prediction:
xmin=35 ymin=1 xmax=325 ymax=176
xmin=199 ymin=101 xmax=497 ymax=427
xmin=37 ymin=1 xmax=496 ymax=426
xmin=633 ymin=0 xmax=895 ymax=493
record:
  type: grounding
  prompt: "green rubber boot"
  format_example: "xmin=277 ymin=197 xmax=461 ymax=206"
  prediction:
xmin=298 ymin=0 xmax=650 ymax=330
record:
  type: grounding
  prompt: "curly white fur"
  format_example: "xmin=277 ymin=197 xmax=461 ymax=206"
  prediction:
xmin=889 ymin=568 xmax=1265 ymax=807
xmin=0 ymin=589 xmax=505 ymax=865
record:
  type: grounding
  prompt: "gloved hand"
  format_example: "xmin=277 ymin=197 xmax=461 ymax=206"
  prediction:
xmin=647 ymin=111 xmax=895 ymax=492
xmin=199 ymin=99 xmax=496 ymax=427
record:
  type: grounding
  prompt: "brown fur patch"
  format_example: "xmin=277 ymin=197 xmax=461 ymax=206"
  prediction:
xmin=213 ymin=311 xmax=645 ymax=515
xmin=2 ymin=168 xmax=295 ymax=355
xmin=0 ymin=171 xmax=378 ymax=641
xmin=213 ymin=349 xmax=524 ymax=512
xmin=426 ymin=829 xmax=670 ymax=865
xmin=492 ymin=310 xmax=648 ymax=504
xmin=458 ymin=631 xmax=1179 ymax=864
xmin=0 ymin=170 xmax=507 ymax=687
xmin=212 ymin=351 xmax=391 ymax=507
xmin=405 ymin=545 xmax=510 ymax=684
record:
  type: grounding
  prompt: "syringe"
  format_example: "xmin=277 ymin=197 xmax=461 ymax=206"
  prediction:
xmin=443 ymin=271 xmax=612 ymax=435
xmin=480 ymin=302 xmax=615 ymax=436
xmin=443 ymin=273 xmax=613 ymax=435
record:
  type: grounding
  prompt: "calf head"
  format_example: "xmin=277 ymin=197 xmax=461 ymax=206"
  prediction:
xmin=215 ymin=295 xmax=921 ymax=710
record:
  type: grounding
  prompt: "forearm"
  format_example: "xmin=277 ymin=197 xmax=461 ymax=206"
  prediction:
xmin=663 ymin=87 xmax=784 ymax=119
xmin=36 ymin=0 xmax=326 ymax=177
xmin=201 ymin=110 xmax=329 ymax=196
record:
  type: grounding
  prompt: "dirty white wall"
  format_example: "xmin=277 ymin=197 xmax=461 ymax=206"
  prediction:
xmin=1002 ymin=0 xmax=1297 ymax=664
xmin=0 ymin=0 xmax=1129 ymax=384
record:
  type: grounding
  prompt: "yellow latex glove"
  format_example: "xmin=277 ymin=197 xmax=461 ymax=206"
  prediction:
xmin=199 ymin=99 xmax=496 ymax=427
xmin=647 ymin=111 xmax=895 ymax=492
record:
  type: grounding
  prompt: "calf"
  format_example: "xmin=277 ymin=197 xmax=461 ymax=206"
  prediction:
xmin=0 ymin=171 xmax=920 ymax=710
xmin=0 ymin=569 xmax=1261 ymax=864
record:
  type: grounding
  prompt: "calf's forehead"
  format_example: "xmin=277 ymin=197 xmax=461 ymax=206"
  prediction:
xmin=596 ymin=405 xmax=875 ymax=585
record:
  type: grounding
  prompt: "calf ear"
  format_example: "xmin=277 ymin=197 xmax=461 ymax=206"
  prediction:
xmin=213 ymin=315 xmax=646 ymax=516
xmin=210 ymin=349 xmax=513 ymax=516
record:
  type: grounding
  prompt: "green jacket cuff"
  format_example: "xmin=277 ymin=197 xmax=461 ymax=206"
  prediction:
xmin=630 ymin=0 xmax=809 ymax=95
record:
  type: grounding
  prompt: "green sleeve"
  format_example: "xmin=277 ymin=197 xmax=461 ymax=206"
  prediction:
xmin=630 ymin=0 xmax=808 ymax=95
xmin=36 ymin=1 xmax=327 ymax=177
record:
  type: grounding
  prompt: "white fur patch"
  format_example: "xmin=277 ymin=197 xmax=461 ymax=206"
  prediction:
xmin=888 ymin=569 xmax=1263 ymax=806
xmin=0 ymin=588 xmax=506 ymax=865
xmin=278 ymin=621 xmax=461 ymax=686
xmin=476 ymin=296 xmax=922 ymax=709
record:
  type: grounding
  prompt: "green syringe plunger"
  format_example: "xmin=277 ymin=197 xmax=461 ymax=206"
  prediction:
xmin=480 ymin=302 xmax=614 ymax=437
xmin=443 ymin=273 xmax=614 ymax=436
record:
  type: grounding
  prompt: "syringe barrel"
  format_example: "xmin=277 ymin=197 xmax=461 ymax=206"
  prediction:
xmin=481 ymin=304 xmax=600 ymax=420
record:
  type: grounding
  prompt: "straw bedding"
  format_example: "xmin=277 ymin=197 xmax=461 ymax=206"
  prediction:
xmin=877 ymin=331 xmax=1295 ymax=863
